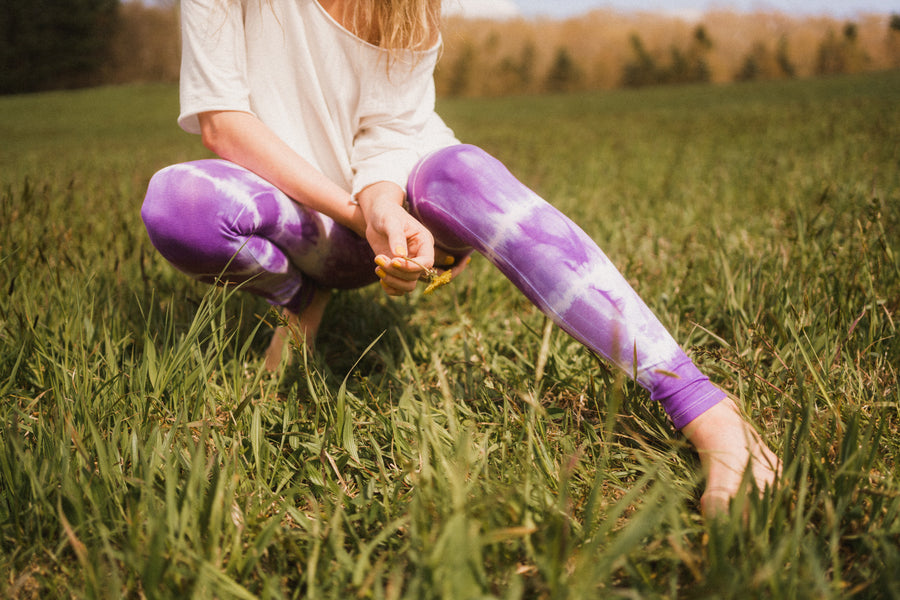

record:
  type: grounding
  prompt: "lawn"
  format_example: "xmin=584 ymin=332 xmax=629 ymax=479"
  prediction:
xmin=1 ymin=72 xmax=899 ymax=598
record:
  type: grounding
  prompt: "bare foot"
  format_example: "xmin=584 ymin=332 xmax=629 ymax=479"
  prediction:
xmin=264 ymin=288 xmax=331 ymax=371
xmin=681 ymin=397 xmax=780 ymax=517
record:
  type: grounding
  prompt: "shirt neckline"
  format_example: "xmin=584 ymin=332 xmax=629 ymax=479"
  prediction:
xmin=311 ymin=0 xmax=441 ymax=54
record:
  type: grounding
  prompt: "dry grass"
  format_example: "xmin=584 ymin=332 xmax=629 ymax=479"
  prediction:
xmin=438 ymin=10 xmax=898 ymax=95
xmin=107 ymin=3 xmax=899 ymax=96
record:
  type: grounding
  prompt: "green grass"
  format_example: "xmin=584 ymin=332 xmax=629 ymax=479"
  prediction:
xmin=1 ymin=72 xmax=899 ymax=598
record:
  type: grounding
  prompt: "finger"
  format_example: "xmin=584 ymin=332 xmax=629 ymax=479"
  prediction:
xmin=379 ymin=277 xmax=416 ymax=296
xmin=432 ymin=251 xmax=472 ymax=279
xmin=375 ymin=265 xmax=420 ymax=293
xmin=434 ymin=250 xmax=457 ymax=268
xmin=449 ymin=255 xmax=473 ymax=278
xmin=390 ymin=256 xmax=427 ymax=278
xmin=376 ymin=255 xmax=422 ymax=280
xmin=388 ymin=231 xmax=408 ymax=261
xmin=379 ymin=279 xmax=404 ymax=296
xmin=406 ymin=234 xmax=435 ymax=270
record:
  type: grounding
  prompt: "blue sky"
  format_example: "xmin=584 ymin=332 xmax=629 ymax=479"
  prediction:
xmin=445 ymin=0 xmax=899 ymax=19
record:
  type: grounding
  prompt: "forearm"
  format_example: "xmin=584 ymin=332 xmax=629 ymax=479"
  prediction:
xmin=198 ymin=111 xmax=435 ymax=295
xmin=199 ymin=110 xmax=367 ymax=236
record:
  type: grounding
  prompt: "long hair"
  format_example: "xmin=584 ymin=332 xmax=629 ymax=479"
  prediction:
xmin=345 ymin=0 xmax=442 ymax=51
xmin=231 ymin=1 xmax=442 ymax=54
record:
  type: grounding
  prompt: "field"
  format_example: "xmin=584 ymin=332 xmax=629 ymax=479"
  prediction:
xmin=1 ymin=71 xmax=899 ymax=598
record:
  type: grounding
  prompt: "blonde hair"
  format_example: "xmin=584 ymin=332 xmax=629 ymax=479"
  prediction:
xmin=233 ymin=1 xmax=441 ymax=54
xmin=345 ymin=0 xmax=442 ymax=51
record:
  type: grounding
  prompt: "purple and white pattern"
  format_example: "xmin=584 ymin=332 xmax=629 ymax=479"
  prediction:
xmin=142 ymin=159 xmax=377 ymax=312
xmin=408 ymin=145 xmax=723 ymax=428
xmin=142 ymin=146 xmax=724 ymax=427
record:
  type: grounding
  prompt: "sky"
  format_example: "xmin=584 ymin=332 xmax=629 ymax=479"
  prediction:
xmin=443 ymin=0 xmax=899 ymax=20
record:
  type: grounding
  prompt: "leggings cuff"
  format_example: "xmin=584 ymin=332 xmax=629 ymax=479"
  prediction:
xmin=280 ymin=284 xmax=316 ymax=315
xmin=660 ymin=379 xmax=726 ymax=429
xmin=650 ymin=355 xmax=727 ymax=429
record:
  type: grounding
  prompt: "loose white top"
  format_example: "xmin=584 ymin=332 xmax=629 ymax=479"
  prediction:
xmin=179 ymin=0 xmax=459 ymax=197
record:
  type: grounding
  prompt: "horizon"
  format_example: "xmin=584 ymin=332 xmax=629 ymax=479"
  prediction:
xmin=444 ymin=0 xmax=899 ymax=20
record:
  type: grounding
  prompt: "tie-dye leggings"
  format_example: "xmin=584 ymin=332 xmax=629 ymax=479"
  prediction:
xmin=142 ymin=144 xmax=723 ymax=428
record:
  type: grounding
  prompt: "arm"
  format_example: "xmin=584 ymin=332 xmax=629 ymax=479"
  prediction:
xmin=343 ymin=52 xmax=447 ymax=293
xmin=199 ymin=110 xmax=367 ymax=237
xmin=200 ymin=110 xmax=433 ymax=295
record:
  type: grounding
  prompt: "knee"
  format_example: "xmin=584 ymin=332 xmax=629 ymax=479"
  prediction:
xmin=141 ymin=167 xmax=174 ymax=231
xmin=141 ymin=164 xmax=183 ymax=235
xmin=430 ymin=143 xmax=495 ymax=170
xmin=414 ymin=144 xmax=509 ymax=192
xmin=142 ymin=160 xmax=231 ymax=239
xmin=141 ymin=161 xmax=240 ymax=265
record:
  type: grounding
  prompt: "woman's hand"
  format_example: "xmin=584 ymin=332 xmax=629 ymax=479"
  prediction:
xmin=434 ymin=249 xmax=472 ymax=280
xmin=357 ymin=182 xmax=435 ymax=296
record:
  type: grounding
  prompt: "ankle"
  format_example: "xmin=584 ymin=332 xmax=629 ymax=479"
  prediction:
xmin=681 ymin=397 xmax=743 ymax=451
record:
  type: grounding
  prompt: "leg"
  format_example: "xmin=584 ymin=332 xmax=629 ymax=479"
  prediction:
xmin=409 ymin=145 xmax=720 ymax=426
xmin=264 ymin=288 xmax=332 ymax=371
xmin=142 ymin=159 xmax=377 ymax=354
xmin=682 ymin=399 xmax=780 ymax=516
xmin=408 ymin=145 xmax=778 ymax=512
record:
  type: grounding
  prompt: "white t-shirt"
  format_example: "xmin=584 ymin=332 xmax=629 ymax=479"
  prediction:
xmin=178 ymin=0 xmax=459 ymax=197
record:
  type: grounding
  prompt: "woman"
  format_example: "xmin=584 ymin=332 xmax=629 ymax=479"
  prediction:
xmin=142 ymin=0 xmax=778 ymax=515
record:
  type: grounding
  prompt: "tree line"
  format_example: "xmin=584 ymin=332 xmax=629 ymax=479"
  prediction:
xmin=1 ymin=0 xmax=119 ymax=94
xmin=1 ymin=0 xmax=178 ymax=95
xmin=2 ymin=1 xmax=899 ymax=96
xmin=437 ymin=11 xmax=900 ymax=96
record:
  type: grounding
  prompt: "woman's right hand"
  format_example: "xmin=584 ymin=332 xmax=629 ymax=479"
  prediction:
xmin=357 ymin=181 xmax=435 ymax=296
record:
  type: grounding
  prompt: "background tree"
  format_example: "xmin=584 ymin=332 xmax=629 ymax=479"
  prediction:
xmin=621 ymin=34 xmax=660 ymax=87
xmin=544 ymin=47 xmax=583 ymax=93
xmin=623 ymin=26 xmax=712 ymax=87
xmin=888 ymin=14 xmax=900 ymax=68
xmin=684 ymin=25 xmax=713 ymax=83
xmin=816 ymin=28 xmax=846 ymax=75
xmin=735 ymin=37 xmax=796 ymax=82
xmin=735 ymin=42 xmax=767 ymax=81
xmin=441 ymin=40 xmax=476 ymax=97
xmin=105 ymin=1 xmax=179 ymax=84
xmin=516 ymin=41 xmax=537 ymax=93
xmin=0 ymin=0 xmax=119 ymax=94
xmin=776 ymin=36 xmax=797 ymax=78
xmin=816 ymin=22 xmax=868 ymax=75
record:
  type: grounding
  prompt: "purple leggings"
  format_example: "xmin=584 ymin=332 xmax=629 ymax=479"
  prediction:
xmin=142 ymin=144 xmax=723 ymax=428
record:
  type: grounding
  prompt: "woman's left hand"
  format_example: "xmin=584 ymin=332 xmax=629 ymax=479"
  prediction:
xmin=434 ymin=249 xmax=472 ymax=281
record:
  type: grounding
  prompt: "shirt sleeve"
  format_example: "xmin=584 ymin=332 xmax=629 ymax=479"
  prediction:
xmin=178 ymin=0 xmax=254 ymax=135
xmin=350 ymin=52 xmax=441 ymax=197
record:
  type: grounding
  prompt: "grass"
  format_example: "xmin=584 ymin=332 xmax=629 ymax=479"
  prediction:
xmin=1 ymin=71 xmax=899 ymax=598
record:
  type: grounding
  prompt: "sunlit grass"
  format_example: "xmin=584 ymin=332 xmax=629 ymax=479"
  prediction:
xmin=1 ymin=72 xmax=899 ymax=598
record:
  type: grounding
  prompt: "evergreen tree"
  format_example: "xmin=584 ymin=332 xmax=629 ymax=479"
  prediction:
xmin=735 ymin=43 xmax=765 ymax=82
xmin=887 ymin=14 xmax=900 ymax=68
xmin=776 ymin=36 xmax=796 ymax=78
xmin=517 ymin=41 xmax=536 ymax=92
xmin=666 ymin=46 xmax=691 ymax=84
xmin=623 ymin=27 xmax=710 ymax=88
xmin=621 ymin=34 xmax=660 ymax=88
xmin=544 ymin=47 xmax=582 ymax=93
xmin=816 ymin=22 xmax=868 ymax=76
xmin=735 ymin=37 xmax=795 ymax=82
xmin=447 ymin=41 xmax=475 ymax=97
xmin=815 ymin=29 xmax=845 ymax=75
xmin=493 ymin=41 xmax=536 ymax=96
xmin=685 ymin=25 xmax=713 ymax=83
xmin=0 ymin=0 xmax=119 ymax=94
